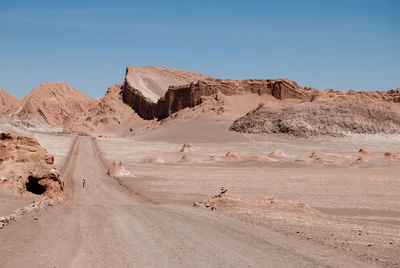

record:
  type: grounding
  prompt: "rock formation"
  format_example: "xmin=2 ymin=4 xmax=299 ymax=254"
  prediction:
xmin=122 ymin=65 xmax=315 ymax=120
xmin=122 ymin=65 xmax=211 ymax=119
xmin=16 ymin=82 xmax=138 ymax=134
xmin=0 ymin=89 xmax=19 ymax=114
xmin=313 ymin=87 xmax=400 ymax=104
xmin=193 ymin=187 xmax=318 ymax=215
xmin=178 ymin=155 xmax=196 ymax=163
xmin=358 ymin=148 xmax=375 ymax=157
xmin=123 ymin=65 xmax=211 ymax=103
xmin=386 ymin=88 xmax=400 ymax=102
xmin=230 ymin=100 xmax=400 ymax=137
xmin=384 ymin=152 xmax=400 ymax=159
xmin=0 ymin=198 xmax=54 ymax=229
xmin=269 ymin=149 xmax=288 ymax=159
xmin=0 ymin=133 xmax=64 ymax=202
xmin=107 ymin=161 xmax=130 ymax=177
xmin=223 ymin=151 xmax=244 ymax=161
xmin=79 ymin=83 xmax=138 ymax=133
xmin=18 ymin=82 xmax=96 ymax=129
xmin=180 ymin=143 xmax=193 ymax=153
xmin=1 ymin=65 xmax=399 ymax=135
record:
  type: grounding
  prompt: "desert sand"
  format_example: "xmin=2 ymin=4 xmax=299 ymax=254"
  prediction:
xmin=0 ymin=65 xmax=399 ymax=267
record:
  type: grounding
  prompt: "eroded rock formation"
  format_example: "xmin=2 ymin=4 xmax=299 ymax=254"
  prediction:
xmin=1 ymin=65 xmax=399 ymax=133
xmin=122 ymin=66 xmax=315 ymax=120
xmin=16 ymin=82 xmax=137 ymax=134
xmin=0 ymin=133 xmax=64 ymax=202
xmin=0 ymin=89 xmax=20 ymax=114
xmin=18 ymin=82 xmax=96 ymax=129
xmin=107 ymin=161 xmax=130 ymax=177
xmin=230 ymin=100 xmax=400 ymax=137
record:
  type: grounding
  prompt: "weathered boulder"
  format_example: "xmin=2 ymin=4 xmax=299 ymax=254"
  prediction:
xmin=0 ymin=133 xmax=64 ymax=202
xmin=180 ymin=144 xmax=193 ymax=153
xmin=107 ymin=161 xmax=130 ymax=177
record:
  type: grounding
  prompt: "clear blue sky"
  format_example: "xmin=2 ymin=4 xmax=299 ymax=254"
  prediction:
xmin=0 ymin=0 xmax=399 ymax=99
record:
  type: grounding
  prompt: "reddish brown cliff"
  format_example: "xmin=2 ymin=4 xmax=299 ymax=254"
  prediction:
xmin=122 ymin=66 xmax=314 ymax=120
xmin=122 ymin=65 xmax=211 ymax=119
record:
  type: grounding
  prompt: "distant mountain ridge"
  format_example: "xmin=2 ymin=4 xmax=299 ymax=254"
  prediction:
xmin=121 ymin=66 xmax=400 ymax=120
xmin=0 ymin=65 xmax=399 ymax=135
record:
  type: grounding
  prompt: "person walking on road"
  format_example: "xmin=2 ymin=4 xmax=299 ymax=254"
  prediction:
xmin=82 ymin=178 xmax=86 ymax=188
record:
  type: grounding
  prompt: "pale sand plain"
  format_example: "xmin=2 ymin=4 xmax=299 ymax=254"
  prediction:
xmin=0 ymin=123 xmax=399 ymax=267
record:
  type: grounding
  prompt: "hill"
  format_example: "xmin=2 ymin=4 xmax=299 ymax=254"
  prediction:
xmin=230 ymin=100 xmax=400 ymax=137
xmin=0 ymin=89 xmax=19 ymax=114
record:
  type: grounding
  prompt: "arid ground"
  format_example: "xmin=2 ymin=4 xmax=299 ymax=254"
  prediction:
xmin=0 ymin=66 xmax=399 ymax=267
xmin=0 ymin=125 xmax=399 ymax=267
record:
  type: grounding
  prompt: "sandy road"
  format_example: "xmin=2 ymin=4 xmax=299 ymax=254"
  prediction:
xmin=0 ymin=136 xmax=370 ymax=267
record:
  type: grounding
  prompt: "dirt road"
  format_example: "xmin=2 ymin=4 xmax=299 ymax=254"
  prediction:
xmin=0 ymin=137 xmax=369 ymax=267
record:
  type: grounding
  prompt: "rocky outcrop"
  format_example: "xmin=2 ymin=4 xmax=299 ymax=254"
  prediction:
xmin=230 ymin=100 xmax=400 ymax=137
xmin=122 ymin=66 xmax=314 ymax=119
xmin=193 ymin=187 xmax=318 ymax=215
xmin=122 ymin=65 xmax=211 ymax=120
xmin=156 ymin=78 xmax=314 ymax=119
xmin=122 ymin=65 xmax=400 ymax=121
xmin=17 ymin=82 xmax=138 ymax=134
xmin=18 ymin=82 xmax=96 ymax=130
xmin=2 ymin=65 xmax=399 ymax=131
xmin=107 ymin=161 xmax=130 ymax=177
xmin=0 ymin=89 xmax=20 ymax=114
xmin=180 ymin=144 xmax=193 ymax=153
xmin=79 ymin=83 xmax=138 ymax=133
xmin=0 ymin=198 xmax=54 ymax=229
xmin=0 ymin=133 xmax=64 ymax=202
xmin=124 ymin=65 xmax=210 ymax=103
xmin=386 ymin=88 xmax=400 ymax=103
xmin=314 ymin=87 xmax=400 ymax=104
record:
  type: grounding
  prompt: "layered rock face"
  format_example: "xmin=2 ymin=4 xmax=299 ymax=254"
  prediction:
xmin=157 ymin=78 xmax=316 ymax=119
xmin=124 ymin=65 xmax=211 ymax=103
xmin=122 ymin=65 xmax=211 ymax=119
xmin=122 ymin=66 xmax=315 ymax=120
xmin=0 ymin=133 xmax=64 ymax=202
xmin=0 ymin=89 xmax=20 ymax=114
